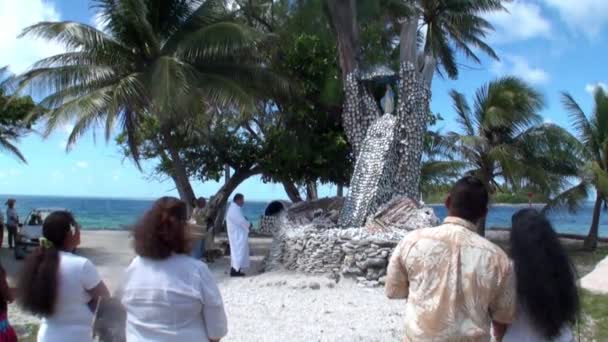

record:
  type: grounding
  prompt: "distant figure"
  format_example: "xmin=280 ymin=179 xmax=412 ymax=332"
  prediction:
xmin=226 ymin=193 xmax=251 ymax=277
xmin=498 ymin=209 xmax=579 ymax=342
xmin=17 ymin=211 xmax=110 ymax=342
xmin=5 ymin=199 xmax=18 ymax=249
xmin=0 ymin=207 xmax=4 ymax=248
xmin=121 ymin=197 xmax=228 ymax=342
xmin=0 ymin=260 xmax=16 ymax=341
xmin=189 ymin=197 xmax=208 ymax=260
xmin=385 ymin=176 xmax=516 ymax=341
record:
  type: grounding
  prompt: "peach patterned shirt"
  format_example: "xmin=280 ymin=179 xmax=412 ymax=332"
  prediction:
xmin=385 ymin=216 xmax=516 ymax=342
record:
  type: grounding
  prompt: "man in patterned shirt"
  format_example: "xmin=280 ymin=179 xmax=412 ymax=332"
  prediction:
xmin=385 ymin=176 xmax=516 ymax=341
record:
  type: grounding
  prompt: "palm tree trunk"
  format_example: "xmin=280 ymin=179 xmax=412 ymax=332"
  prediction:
xmin=306 ymin=181 xmax=318 ymax=201
xmin=224 ymin=164 xmax=231 ymax=184
xmin=326 ymin=0 xmax=379 ymax=158
xmin=203 ymin=166 xmax=262 ymax=234
xmin=282 ymin=180 xmax=303 ymax=203
xmin=337 ymin=184 xmax=344 ymax=197
xmin=584 ymin=193 xmax=603 ymax=251
xmin=161 ymin=130 xmax=195 ymax=206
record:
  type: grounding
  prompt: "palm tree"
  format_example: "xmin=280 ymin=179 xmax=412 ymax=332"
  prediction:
xmin=13 ymin=0 xmax=284 ymax=204
xmin=447 ymin=77 xmax=549 ymax=235
xmin=544 ymin=88 xmax=608 ymax=250
xmin=420 ymin=130 xmax=465 ymax=197
xmin=0 ymin=66 xmax=37 ymax=163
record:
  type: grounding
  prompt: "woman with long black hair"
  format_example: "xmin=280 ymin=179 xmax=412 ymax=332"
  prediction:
xmin=17 ymin=211 xmax=109 ymax=342
xmin=501 ymin=209 xmax=579 ymax=341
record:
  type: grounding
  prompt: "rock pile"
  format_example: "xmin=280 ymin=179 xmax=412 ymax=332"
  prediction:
xmin=266 ymin=219 xmax=408 ymax=286
xmin=258 ymin=215 xmax=281 ymax=236
xmin=264 ymin=196 xmax=439 ymax=286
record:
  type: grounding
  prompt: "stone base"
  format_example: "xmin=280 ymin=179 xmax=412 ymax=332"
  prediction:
xmin=265 ymin=219 xmax=405 ymax=283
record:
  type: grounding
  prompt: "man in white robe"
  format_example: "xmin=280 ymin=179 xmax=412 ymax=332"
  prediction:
xmin=226 ymin=193 xmax=251 ymax=277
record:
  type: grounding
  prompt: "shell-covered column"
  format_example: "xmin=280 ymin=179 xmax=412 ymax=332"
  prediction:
xmin=339 ymin=114 xmax=398 ymax=227
xmin=343 ymin=71 xmax=380 ymax=158
xmin=392 ymin=62 xmax=431 ymax=199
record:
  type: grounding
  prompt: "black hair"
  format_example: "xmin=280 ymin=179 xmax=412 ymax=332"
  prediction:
xmin=510 ymin=209 xmax=579 ymax=339
xmin=18 ymin=211 xmax=75 ymax=316
xmin=233 ymin=193 xmax=244 ymax=202
xmin=448 ymin=176 xmax=489 ymax=222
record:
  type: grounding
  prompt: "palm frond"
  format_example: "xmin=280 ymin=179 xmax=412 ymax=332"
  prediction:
xmin=542 ymin=181 xmax=590 ymax=214
xmin=20 ymin=21 xmax=131 ymax=54
xmin=562 ymin=92 xmax=600 ymax=159
xmin=0 ymin=135 xmax=27 ymax=163
xmin=175 ymin=22 xmax=263 ymax=61
xmin=449 ymin=89 xmax=475 ymax=135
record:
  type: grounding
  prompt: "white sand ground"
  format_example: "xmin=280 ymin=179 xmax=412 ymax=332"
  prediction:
xmin=580 ymin=255 xmax=608 ymax=295
xmin=1 ymin=230 xmax=606 ymax=341
xmin=1 ymin=231 xmax=407 ymax=341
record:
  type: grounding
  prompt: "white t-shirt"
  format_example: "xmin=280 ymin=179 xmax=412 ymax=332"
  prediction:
xmin=38 ymin=252 xmax=102 ymax=342
xmin=503 ymin=306 xmax=574 ymax=342
xmin=121 ymin=254 xmax=228 ymax=342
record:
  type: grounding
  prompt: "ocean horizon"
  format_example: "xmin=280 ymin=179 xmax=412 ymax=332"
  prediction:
xmin=0 ymin=194 xmax=605 ymax=237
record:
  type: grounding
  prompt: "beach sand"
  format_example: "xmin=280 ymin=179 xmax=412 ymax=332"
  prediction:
xmin=1 ymin=230 xmax=605 ymax=341
xmin=1 ymin=231 xmax=408 ymax=341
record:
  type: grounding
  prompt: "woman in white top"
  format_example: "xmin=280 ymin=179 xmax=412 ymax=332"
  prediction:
xmin=17 ymin=211 xmax=110 ymax=342
xmin=495 ymin=209 xmax=579 ymax=342
xmin=121 ymin=197 xmax=228 ymax=342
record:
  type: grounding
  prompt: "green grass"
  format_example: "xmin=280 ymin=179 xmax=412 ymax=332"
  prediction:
xmin=580 ymin=290 xmax=608 ymax=340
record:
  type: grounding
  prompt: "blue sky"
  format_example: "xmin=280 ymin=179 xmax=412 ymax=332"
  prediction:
xmin=0 ymin=0 xmax=606 ymax=200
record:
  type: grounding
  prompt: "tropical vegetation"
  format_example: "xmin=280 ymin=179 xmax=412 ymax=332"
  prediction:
xmin=543 ymin=89 xmax=608 ymax=250
xmin=444 ymin=77 xmax=583 ymax=235
xmin=11 ymin=0 xmax=286 ymax=206
xmin=0 ymin=67 xmax=39 ymax=162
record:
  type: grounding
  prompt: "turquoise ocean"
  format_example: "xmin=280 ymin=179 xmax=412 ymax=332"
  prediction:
xmin=1 ymin=195 xmax=606 ymax=237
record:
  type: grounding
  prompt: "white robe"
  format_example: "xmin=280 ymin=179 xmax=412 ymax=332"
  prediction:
xmin=226 ymin=202 xmax=250 ymax=270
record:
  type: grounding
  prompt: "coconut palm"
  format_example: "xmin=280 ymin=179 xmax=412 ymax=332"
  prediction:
xmin=544 ymin=88 xmax=608 ymax=250
xmin=447 ymin=77 xmax=550 ymax=235
xmin=12 ymin=0 xmax=285 ymax=204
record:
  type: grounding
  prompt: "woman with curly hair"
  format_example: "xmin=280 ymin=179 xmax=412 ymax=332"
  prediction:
xmin=121 ymin=197 xmax=228 ymax=341
xmin=18 ymin=211 xmax=110 ymax=342
xmin=499 ymin=209 xmax=579 ymax=342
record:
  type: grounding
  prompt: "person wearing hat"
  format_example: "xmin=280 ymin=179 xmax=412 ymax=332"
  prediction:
xmin=5 ymin=199 xmax=19 ymax=249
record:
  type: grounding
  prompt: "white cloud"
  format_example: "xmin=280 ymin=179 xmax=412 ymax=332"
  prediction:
xmin=543 ymin=0 xmax=608 ymax=38
xmin=491 ymin=55 xmax=549 ymax=85
xmin=76 ymin=161 xmax=89 ymax=169
xmin=0 ymin=0 xmax=64 ymax=74
xmin=585 ymin=82 xmax=608 ymax=94
xmin=486 ymin=1 xmax=552 ymax=43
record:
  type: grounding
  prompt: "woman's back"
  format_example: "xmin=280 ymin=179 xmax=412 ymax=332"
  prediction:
xmin=503 ymin=306 xmax=574 ymax=342
xmin=505 ymin=209 xmax=579 ymax=342
xmin=39 ymin=252 xmax=101 ymax=342
xmin=122 ymin=254 xmax=227 ymax=341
